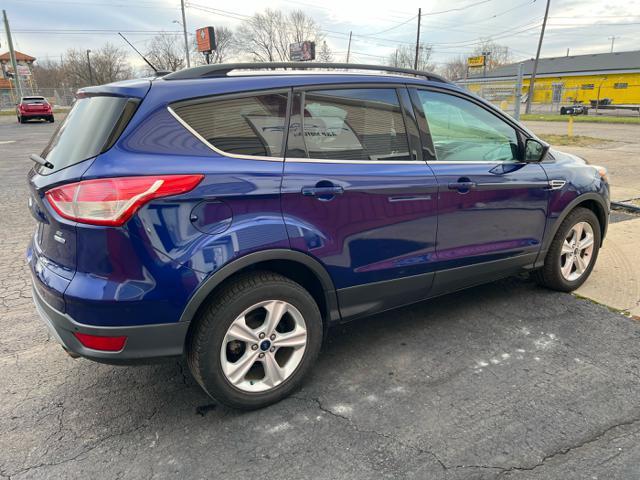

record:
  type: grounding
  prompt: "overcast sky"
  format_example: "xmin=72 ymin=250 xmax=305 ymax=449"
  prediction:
xmin=3 ymin=0 xmax=640 ymax=69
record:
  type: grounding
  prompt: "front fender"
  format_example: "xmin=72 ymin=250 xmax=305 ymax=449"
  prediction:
xmin=540 ymin=192 xmax=609 ymax=257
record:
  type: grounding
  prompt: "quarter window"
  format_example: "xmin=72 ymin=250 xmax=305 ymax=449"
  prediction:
xmin=172 ymin=92 xmax=289 ymax=157
xmin=290 ymin=88 xmax=411 ymax=161
xmin=417 ymin=90 xmax=519 ymax=162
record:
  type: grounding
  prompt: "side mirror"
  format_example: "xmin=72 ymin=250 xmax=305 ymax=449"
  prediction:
xmin=524 ymin=138 xmax=549 ymax=163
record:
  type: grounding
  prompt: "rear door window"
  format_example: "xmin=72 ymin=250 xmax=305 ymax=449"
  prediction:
xmin=171 ymin=92 xmax=289 ymax=158
xmin=288 ymin=88 xmax=411 ymax=161
xmin=40 ymin=95 xmax=137 ymax=174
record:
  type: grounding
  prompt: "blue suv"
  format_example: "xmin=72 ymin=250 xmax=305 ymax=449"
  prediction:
xmin=28 ymin=63 xmax=609 ymax=409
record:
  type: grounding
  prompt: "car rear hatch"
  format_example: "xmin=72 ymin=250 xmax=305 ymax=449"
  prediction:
xmin=24 ymin=99 xmax=48 ymax=112
xmin=28 ymin=80 xmax=150 ymax=311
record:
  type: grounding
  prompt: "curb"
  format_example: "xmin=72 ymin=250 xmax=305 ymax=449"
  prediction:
xmin=611 ymin=201 xmax=640 ymax=213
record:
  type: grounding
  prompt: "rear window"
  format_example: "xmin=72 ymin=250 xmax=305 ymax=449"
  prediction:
xmin=22 ymin=97 xmax=47 ymax=104
xmin=40 ymin=96 xmax=137 ymax=174
xmin=171 ymin=92 xmax=289 ymax=157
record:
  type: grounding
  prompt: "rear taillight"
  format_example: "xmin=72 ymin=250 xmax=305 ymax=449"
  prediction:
xmin=45 ymin=175 xmax=204 ymax=226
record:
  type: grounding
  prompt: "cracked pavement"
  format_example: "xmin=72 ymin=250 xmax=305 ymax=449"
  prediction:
xmin=1 ymin=116 xmax=640 ymax=479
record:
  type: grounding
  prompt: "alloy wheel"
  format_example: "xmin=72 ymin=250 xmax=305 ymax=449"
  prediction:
xmin=220 ymin=300 xmax=308 ymax=393
xmin=560 ymin=221 xmax=595 ymax=281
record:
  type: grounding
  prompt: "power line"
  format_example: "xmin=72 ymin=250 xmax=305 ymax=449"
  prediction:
xmin=422 ymin=0 xmax=494 ymax=16
xmin=362 ymin=15 xmax=417 ymax=36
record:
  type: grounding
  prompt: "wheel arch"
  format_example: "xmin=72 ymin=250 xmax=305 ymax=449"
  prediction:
xmin=543 ymin=193 xmax=609 ymax=253
xmin=180 ymin=249 xmax=340 ymax=329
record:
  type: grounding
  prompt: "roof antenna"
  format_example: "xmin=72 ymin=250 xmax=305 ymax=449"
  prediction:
xmin=118 ymin=32 xmax=159 ymax=73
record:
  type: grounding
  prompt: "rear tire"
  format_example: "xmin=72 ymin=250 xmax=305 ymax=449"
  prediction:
xmin=187 ymin=271 xmax=323 ymax=410
xmin=48 ymin=115 xmax=55 ymax=123
xmin=534 ymin=207 xmax=601 ymax=292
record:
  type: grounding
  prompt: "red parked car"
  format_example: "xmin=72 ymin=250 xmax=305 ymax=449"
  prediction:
xmin=16 ymin=96 xmax=54 ymax=123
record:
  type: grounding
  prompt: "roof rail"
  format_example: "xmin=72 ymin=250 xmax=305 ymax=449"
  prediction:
xmin=162 ymin=62 xmax=449 ymax=83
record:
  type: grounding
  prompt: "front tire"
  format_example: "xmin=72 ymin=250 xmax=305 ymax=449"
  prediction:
xmin=534 ymin=207 xmax=601 ymax=292
xmin=187 ymin=271 xmax=323 ymax=410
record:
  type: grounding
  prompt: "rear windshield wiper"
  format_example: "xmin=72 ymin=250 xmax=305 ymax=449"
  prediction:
xmin=29 ymin=154 xmax=54 ymax=169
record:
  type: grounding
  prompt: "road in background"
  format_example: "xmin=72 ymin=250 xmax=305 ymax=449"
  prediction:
xmin=525 ymin=120 xmax=640 ymax=202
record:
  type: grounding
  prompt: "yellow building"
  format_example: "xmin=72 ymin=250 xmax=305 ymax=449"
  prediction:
xmin=460 ymin=50 xmax=640 ymax=107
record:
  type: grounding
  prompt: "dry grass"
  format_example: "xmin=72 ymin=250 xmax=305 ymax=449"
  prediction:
xmin=522 ymin=114 xmax=640 ymax=125
xmin=538 ymin=134 xmax=611 ymax=147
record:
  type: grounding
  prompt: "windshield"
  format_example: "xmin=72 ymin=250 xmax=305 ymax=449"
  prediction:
xmin=40 ymin=96 xmax=132 ymax=174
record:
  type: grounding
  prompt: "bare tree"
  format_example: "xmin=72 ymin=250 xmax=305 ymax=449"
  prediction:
xmin=387 ymin=44 xmax=434 ymax=71
xmin=472 ymin=40 xmax=513 ymax=70
xmin=63 ymin=44 xmax=132 ymax=88
xmin=32 ymin=58 xmax=67 ymax=89
xmin=146 ymin=33 xmax=185 ymax=72
xmin=440 ymin=55 xmax=468 ymax=81
xmin=316 ymin=41 xmax=334 ymax=62
xmin=237 ymin=8 xmax=325 ymax=62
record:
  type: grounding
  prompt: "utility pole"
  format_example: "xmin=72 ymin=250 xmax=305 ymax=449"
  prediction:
xmin=346 ymin=31 xmax=352 ymax=63
xmin=2 ymin=10 xmax=23 ymax=100
xmin=608 ymin=36 xmax=619 ymax=53
xmin=414 ymin=8 xmax=422 ymax=70
xmin=513 ymin=63 xmax=524 ymax=121
xmin=180 ymin=0 xmax=191 ymax=68
xmin=86 ymin=49 xmax=94 ymax=85
xmin=482 ymin=51 xmax=491 ymax=77
xmin=525 ymin=0 xmax=551 ymax=114
xmin=566 ymin=48 xmax=570 ymax=57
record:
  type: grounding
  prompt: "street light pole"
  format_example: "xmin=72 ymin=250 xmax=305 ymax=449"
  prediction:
xmin=2 ymin=9 xmax=23 ymax=100
xmin=86 ymin=49 xmax=94 ymax=85
xmin=180 ymin=0 xmax=191 ymax=68
xmin=525 ymin=0 xmax=551 ymax=114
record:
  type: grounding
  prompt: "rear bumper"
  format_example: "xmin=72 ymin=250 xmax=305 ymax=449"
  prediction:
xmin=20 ymin=112 xmax=52 ymax=118
xmin=32 ymin=283 xmax=190 ymax=364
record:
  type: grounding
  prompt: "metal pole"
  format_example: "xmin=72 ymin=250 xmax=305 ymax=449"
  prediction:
xmin=513 ymin=63 xmax=524 ymax=121
xmin=525 ymin=0 xmax=551 ymax=114
xmin=180 ymin=0 xmax=191 ymax=68
xmin=346 ymin=31 xmax=352 ymax=63
xmin=414 ymin=8 xmax=422 ymax=70
xmin=86 ymin=49 xmax=94 ymax=85
xmin=2 ymin=10 xmax=23 ymax=100
xmin=608 ymin=36 xmax=618 ymax=53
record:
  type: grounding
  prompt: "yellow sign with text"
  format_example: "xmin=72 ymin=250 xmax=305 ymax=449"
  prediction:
xmin=467 ymin=55 xmax=485 ymax=67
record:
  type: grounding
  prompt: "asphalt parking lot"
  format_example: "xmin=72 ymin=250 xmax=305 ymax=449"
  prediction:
xmin=1 ymin=116 xmax=640 ymax=479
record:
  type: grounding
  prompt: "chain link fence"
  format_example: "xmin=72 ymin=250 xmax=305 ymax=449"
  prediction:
xmin=0 ymin=87 xmax=76 ymax=111
xmin=455 ymin=78 xmax=640 ymax=118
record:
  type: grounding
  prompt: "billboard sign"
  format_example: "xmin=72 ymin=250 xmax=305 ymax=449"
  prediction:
xmin=467 ymin=55 xmax=485 ymax=67
xmin=17 ymin=65 xmax=31 ymax=76
xmin=290 ymin=41 xmax=316 ymax=61
xmin=196 ymin=26 xmax=216 ymax=53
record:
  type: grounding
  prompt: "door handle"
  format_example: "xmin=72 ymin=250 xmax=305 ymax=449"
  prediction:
xmin=301 ymin=185 xmax=344 ymax=197
xmin=447 ymin=179 xmax=477 ymax=193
